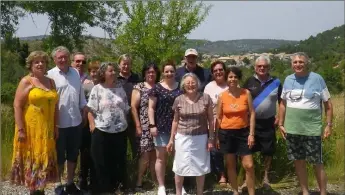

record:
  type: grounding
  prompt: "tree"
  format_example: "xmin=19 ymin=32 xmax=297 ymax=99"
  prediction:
xmin=0 ymin=1 xmax=24 ymax=39
xmin=19 ymin=2 xmax=122 ymax=52
xmin=242 ymin=57 xmax=250 ymax=65
xmin=115 ymin=0 xmax=211 ymax=70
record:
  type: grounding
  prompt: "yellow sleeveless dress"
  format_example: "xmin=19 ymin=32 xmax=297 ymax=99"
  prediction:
xmin=10 ymin=77 xmax=59 ymax=191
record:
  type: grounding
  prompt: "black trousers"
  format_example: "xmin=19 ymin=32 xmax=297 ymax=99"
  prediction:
xmin=91 ymin=129 xmax=127 ymax=193
xmin=79 ymin=125 xmax=95 ymax=187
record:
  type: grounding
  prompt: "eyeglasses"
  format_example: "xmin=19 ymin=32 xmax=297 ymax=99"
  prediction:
xmin=76 ymin=60 xmax=86 ymax=64
xmin=213 ymin=68 xmax=224 ymax=73
xmin=256 ymin=65 xmax=268 ymax=69
xmin=289 ymin=80 xmax=304 ymax=101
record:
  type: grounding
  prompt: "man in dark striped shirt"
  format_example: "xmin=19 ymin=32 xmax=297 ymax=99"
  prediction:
xmin=243 ymin=55 xmax=282 ymax=188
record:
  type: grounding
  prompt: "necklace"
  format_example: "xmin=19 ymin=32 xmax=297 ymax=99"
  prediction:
xmin=228 ymin=89 xmax=240 ymax=110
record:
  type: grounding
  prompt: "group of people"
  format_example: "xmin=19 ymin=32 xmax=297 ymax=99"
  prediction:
xmin=10 ymin=46 xmax=333 ymax=195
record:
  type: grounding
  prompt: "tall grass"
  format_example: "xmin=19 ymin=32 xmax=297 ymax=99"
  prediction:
xmin=1 ymin=95 xmax=344 ymax=188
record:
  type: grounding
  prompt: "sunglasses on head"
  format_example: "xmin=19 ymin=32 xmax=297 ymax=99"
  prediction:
xmin=76 ymin=60 xmax=86 ymax=64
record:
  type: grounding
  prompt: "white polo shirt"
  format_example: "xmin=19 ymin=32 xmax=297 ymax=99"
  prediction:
xmin=48 ymin=66 xmax=87 ymax=128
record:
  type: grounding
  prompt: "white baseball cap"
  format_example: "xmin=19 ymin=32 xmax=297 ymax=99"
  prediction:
xmin=185 ymin=48 xmax=198 ymax=57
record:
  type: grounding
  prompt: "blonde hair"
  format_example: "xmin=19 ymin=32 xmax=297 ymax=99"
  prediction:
xmin=26 ymin=51 xmax=50 ymax=71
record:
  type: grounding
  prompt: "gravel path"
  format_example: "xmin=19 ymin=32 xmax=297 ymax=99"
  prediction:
xmin=1 ymin=181 xmax=344 ymax=195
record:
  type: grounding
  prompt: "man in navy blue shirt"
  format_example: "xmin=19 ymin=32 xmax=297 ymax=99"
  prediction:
xmin=175 ymin=48 xmax=212 ymax=91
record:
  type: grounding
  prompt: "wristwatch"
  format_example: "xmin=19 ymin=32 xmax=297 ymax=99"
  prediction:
xmin=327 ymin=122 xmax=333 ymax=127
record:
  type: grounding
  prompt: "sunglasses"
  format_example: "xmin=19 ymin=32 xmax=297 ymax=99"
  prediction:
xmin=76 ymin=60 xmax=86 ymax=64
xmin=289 ymin=80 xmax=304 ymax=101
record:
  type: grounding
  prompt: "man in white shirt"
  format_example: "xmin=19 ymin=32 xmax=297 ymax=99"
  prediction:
xmin=47 ymin=46 xmax=87 ymax=194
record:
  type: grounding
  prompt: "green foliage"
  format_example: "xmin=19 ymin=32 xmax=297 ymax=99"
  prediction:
xmin=19 ymin=1 xmax=121 ymax=52
xmin=1 ymin=83 xmax=17 ymax=104
xmin=242 ymin=57 xmax=250 ymax=65
xmin=0 ymin=1 xmax=24 ymax=39
xmin=318 ymin=65 xmax=344 ymax=94
xmin=115 ymin=0 xmax=211 ymax=69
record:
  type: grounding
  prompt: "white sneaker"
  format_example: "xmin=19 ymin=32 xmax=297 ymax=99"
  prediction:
xmin=158 ymin=186 xmax=166 ymax=195
xmin=182 ymin=187 xmax=188 ymax=195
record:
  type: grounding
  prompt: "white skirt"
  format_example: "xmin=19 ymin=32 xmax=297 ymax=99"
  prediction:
xmin=172 ymin=132 xmax=210 ymax=176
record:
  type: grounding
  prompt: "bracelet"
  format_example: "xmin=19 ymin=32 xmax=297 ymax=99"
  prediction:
xmin=18 ymin=128 xmax=24 ymax=132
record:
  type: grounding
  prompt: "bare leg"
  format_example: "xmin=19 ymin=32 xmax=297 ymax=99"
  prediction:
xmin=314 ymin=164 xmax=327 ymax=195
xmin=155 ymin=147 xmax=167 ymax=187
xmin=196 ymin=175 xmax=205 ymax=195
xmin=225 ymin=154 xmax=239 ymax=195
xmin=294 ymin=160 xmax=309 ymax=195
xmin=67 ymin=161 xmax=77 ymax=184
xmin=241 ymin=155 xmax=255 ymax=195
xmin=137 ymin=152 xmax=150 ymax=186
xmin=175 ymin=174 xmax=184 ymax=195
xmin=58 ymin=164 xmax=64 ymax=183
xmin=263 ymin=156 xmax=272 ymax=184
xmin=149 ymin=150 xmax=157 ymax=183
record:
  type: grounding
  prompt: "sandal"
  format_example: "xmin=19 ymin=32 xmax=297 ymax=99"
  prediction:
xmin=135 ymin=185 xmax=143 ymax=192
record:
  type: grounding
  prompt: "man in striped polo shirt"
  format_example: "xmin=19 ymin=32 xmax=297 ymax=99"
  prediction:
xmin=279 ymin=52 xmax=333 ymax=195
xmin=243 ymin=55 xmax=282 ymax=187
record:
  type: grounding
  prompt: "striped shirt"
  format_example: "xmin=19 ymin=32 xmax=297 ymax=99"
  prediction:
xmin=281 ymin=72 xmax=330 ymax=136
xmin=173 ymin=93 xmax=212 ymax=135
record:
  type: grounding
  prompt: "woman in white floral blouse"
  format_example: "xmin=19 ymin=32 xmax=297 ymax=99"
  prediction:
xmin=87 ymin=62 xmax=130 ymax=194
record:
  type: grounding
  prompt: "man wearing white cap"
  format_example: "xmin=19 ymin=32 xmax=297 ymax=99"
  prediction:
xmin=176 ymin=48 xmax=212 ymax=91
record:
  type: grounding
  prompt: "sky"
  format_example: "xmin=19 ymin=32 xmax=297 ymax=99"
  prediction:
xmin=15 ymin=1 xmax=344 ymax=42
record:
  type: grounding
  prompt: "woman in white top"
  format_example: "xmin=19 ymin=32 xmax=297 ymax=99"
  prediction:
xmin=87 ymin=62 xmax=130 ymax=194
xmin=203 ymin=60 xmax=228 ymax=186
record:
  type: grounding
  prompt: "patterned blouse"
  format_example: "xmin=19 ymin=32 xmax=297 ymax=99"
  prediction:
xmin=148 ymin=83 xmax=182 ymax=135
xmin=87 ymin=84 xmax=130 ymax=133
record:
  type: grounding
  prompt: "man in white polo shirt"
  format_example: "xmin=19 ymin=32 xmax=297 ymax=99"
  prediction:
xmin=48 ymin=46 xmax=87 ymax=194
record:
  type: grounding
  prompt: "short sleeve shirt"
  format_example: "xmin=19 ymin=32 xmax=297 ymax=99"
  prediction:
xmin=87 ymin=84 xmax=130 ymax=133
xmin=173 ymin=93 xmax=213 ymax=135
xmin=148 ymin=83 xmax=182 ymax=135
xmin=281 ymin=72 xmax=331 ymax=136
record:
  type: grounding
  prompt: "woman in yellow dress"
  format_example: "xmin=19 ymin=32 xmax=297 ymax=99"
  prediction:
xmin=10 ymin=51 xmax=59 ymax=195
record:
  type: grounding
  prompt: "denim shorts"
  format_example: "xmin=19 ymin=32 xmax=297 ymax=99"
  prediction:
xmin=153 ymin=133 xmax=170 ymax=147
xmin=56 ymin=124 xmax=82 ymax=165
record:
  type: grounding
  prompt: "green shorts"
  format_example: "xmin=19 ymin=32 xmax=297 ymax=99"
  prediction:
xmin=286 ymin=134 xmax=323 ymax=164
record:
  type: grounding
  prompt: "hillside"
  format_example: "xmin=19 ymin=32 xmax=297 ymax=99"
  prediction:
xmin=271 ymin=24 xmax=345 ymax=64
xmin=18 ymin=35 xmax=298 ymax=56
xmin=184 ymin=39 xmax=298 ymax=55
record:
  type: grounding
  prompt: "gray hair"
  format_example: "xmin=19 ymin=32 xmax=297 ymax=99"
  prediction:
xmin=255 ymin=55 xmax=271 ymax=66
xmin=118 ymin=53 xmax=132 ymax=64
xmin=180 ymin=73 xmax=201 ymax=92
xmin=97 ymin=62 xmax=119 ymax=83
xmin=51 ymin=46 xmax=70 ymax=58
xmin=290 ymin=52 xmax=310 ymax=65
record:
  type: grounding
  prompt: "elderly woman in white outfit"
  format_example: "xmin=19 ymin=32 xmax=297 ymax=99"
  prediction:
xmin=167 ymin=73 xmax=215 ymax=195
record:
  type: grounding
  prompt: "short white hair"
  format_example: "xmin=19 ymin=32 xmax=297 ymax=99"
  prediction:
xmin=51 ymin=46 xmax=70 ymax=58
xmin=180 ymin=73 xmax=201 ymax=92
xmin=291 ymin=52 xmax=310 ymax=65
xmin=255 ymin=55 xmax=271 ymax=66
